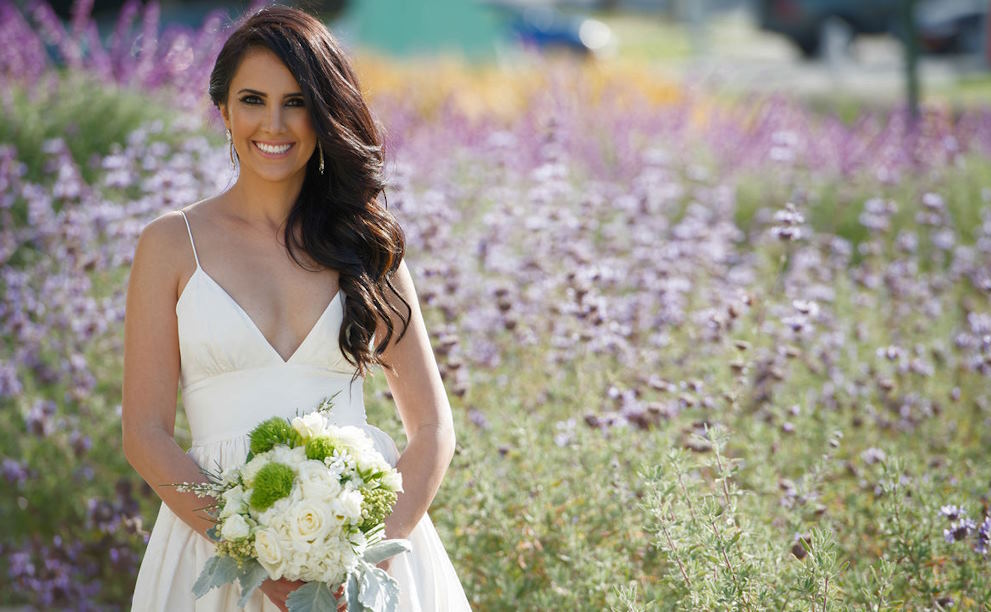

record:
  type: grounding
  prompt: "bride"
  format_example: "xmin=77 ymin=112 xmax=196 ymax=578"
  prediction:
xmin=121 ymin=5 xmax=471 ymax=610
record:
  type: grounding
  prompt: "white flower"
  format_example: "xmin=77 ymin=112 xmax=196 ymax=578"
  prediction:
xmin=270 ymin=445 xmax=296 ymax=466
xmin=220 ymin=465 xmax=240 ymax=485
xmin=332 ymin=489 xmax=364 ymax=522
xmin=297 ymin=459 xmax=333 ymax=485
xmin=289 ymin=501 xmax=331 ymax=542
xmin=219 ymin=486 xmax=247 ymax=519
xmin=241 ymin=452 xmax=270 ymax=487
xmin=297 ymin=460 xmax=342 ymax=502
xmin=330 ymin=425 xmax=376 ymax=455
xmin=292 ymin=411 xmax=328 ymax=441
xmin=254 ymin=528 xmax=287 ymax=580
xmin=258 ymin=496 xmax=295 ymax=527
xmin=220 ymin=514 xmax=251 ymax=540
xmin=382 ymin=469 xmax=404 ymax=493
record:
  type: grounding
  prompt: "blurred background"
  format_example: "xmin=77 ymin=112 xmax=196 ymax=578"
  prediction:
xmin=32 ymin=0 xmax=991 ymax=107
xmin=4 ymin=0 xmax=991 ymax=609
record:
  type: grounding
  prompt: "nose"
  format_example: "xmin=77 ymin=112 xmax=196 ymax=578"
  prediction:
xmin=266 ymin=104 xmax=286 ymax=132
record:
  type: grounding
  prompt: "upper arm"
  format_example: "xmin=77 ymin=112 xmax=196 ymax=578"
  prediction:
xmin=121 ymin=212 xmax=188 ymax=458
xmin=374 ymin=259 xmax=455 ymax=441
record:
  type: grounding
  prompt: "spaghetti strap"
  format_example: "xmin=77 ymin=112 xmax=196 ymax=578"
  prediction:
xmin=177 ymin=209 xmax=201 ymax=268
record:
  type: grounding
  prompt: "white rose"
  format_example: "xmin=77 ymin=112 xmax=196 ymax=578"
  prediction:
xmin=297 ymin=461 xmax=341 ymax=501
xmin=289 ymin=501 xmax=331 ymax=542
xmin=297 ymin=460 xmax=333 ymax=485
xmin=220 ymin=514 xmax=251 ymax=540
xmin=254 ymin=528 xmax=287 ymax=580
xmin=292 ymin=411 xmax=327 ymax=441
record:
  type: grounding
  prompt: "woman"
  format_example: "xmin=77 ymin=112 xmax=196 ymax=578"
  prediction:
xmin=121 ymin=5 xmax=471 ymax=610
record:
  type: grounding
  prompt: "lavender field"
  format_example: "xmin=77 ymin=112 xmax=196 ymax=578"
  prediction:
xmin=3 ymin=1 xmax=991 ymax=609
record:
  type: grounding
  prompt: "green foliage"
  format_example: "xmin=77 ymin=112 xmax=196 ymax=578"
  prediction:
xmin=7 ymin=63 xmax=991 ymax=610
xmin=733 ymin=150 xmax=991 ymax=260
xmin=0 ymin=73 xmax=188 ymax=184
xmin=249 ymin=418 xmax=302 ymax=455
xmin=304 ymin=436 xmax=337 ymax=462
xmin=248 ymin=463 xmax=295 ymax=511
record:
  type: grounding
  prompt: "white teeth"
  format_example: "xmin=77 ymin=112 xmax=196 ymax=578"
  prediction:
xmin=255 ymin=142 xmax=291 ymax=154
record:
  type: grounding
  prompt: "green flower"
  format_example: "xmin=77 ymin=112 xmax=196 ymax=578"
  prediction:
xmin=249 ymin=463 xmax=295 ymax=511
xmin=305 ymin=436 xmax=337 ymax=462
xmin=249 ymin=417 xmax=301 ymax=455
xmin=358 ymin=486 xmax=398 ymax=532
xmin=216 ymin=537 xmax=257 ymax=569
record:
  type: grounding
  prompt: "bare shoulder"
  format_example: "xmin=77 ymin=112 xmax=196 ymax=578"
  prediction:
xmin=139 ymin=198 xmax=215 ymax=247
xmin=131 ymin=200 xmax=213 ymax=299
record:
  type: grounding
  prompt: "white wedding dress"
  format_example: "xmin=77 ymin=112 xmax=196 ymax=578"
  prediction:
xmin=130 ymin=210 xmax=471 ymax=611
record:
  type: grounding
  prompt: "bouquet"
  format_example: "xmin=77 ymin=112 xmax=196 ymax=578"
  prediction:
xmin=172 ymin=397 xmax=411 ymax=611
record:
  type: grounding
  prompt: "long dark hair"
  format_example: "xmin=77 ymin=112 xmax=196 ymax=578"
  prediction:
xmin=208 ymin=4 xmax=409 ymax=380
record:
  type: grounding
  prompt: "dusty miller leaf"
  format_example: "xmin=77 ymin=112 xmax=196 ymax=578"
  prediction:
xmin=236 ymin=560 xmax=269 ymax=608
xmin=285 ymin=582 xmax=336 ymax=612
xmin=346 ymin=571 xmax=361 ymax=609
xmin=362 ymin=538 xmax=411 ymax=565
xmin=192 ymin=555 xmax=239 ymax=598
xmin=359 ymin=564 xmax=400 ymax=611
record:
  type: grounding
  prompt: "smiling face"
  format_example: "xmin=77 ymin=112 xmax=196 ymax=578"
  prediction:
xmin=218 ymin=47 xmax=318 ymax=183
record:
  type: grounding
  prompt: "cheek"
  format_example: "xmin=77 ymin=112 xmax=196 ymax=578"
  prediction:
xmin=231 ymin=110 xmax=262 ymax=132
xmin=293 ymin=115 xmax=315 ymax=140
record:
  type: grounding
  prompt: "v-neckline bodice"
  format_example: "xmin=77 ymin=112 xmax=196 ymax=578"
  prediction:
xmin=183 ymin=265 xmax=342 ymax=365
xmin=175 ymin=208 xmax=344 ymax=366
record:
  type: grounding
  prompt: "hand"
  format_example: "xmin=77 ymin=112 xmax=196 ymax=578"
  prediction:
xmin=259 ymin=578 xmax=347 ymax=612
xmin=376 ymin=558 xmax=393 ymax=575
xmin=259 ymin=577 xmax=305 ymax=612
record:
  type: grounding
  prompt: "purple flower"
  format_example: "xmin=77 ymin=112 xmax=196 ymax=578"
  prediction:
xmin=1 ymin=458 xmax=29 ymax=486
xmin=861 ymin=448 xmax=887 ymax=465
xmin=940 ymin=505 xmax=967 ymax=521
xmin=944 ymin=518 xmax=977 ymax=543
xmin=25 ymin=399 xmax=57 ymax=437
xmin=975 ymin=516 xmax=991 ymax=555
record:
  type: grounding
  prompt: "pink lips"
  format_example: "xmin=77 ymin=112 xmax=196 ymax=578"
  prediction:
xmin=252 ymin=141 xmax=295 ymax=159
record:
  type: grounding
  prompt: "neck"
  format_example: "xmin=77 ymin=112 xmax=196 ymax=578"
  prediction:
xmin=226 ymin=168 xmax=307 ymax=231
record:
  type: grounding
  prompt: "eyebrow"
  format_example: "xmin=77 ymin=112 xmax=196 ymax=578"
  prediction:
xmin=237 ymin=88 xmax=304 ymax=97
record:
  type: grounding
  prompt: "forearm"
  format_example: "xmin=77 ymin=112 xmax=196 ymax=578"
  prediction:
xmin=124 ymin=427 xmax=217 ymax=541
xmin=385 ymin=423 xmax=456 ymax=540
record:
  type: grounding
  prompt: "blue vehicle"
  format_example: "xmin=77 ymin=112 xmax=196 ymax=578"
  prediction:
xmin=486 ymin=2 xmax=614 ymax=57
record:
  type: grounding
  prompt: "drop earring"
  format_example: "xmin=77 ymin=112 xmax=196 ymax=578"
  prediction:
xmin=226 ymin=128 xmax=236 ymax=168
xmin=318 ymin=142 xmax=325 ymax=175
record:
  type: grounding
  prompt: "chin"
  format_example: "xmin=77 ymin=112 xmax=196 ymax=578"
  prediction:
xmin=247 ymin=166 xmax=307 ymax=183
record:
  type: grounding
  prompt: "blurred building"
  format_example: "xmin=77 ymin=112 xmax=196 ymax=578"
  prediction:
xmin=338 ymin=0 xmax=505 ymax=59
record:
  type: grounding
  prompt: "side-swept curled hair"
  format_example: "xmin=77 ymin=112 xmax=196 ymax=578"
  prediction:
xmin=208 ymin=4 xmax=410 ymax=380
